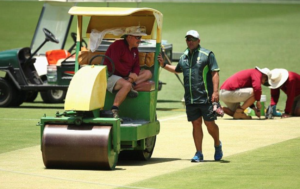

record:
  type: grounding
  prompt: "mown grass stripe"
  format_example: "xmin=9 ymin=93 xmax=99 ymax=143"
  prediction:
xmin=0 ymin=168 xmax=155 ymax=189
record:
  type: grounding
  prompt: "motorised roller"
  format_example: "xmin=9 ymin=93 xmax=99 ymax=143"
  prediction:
xmin=38 ymin=6 xmax=164 ymax=170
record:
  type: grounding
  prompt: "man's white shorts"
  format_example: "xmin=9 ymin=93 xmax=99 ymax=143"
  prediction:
xmin=220 ymin=88 xmax=253 ymax=111
xmin=107 ymin=75 xmax=122 ymax=93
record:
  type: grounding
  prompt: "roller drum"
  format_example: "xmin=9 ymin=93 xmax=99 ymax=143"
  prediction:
xmin=42 ymin=124 xmax=117 ymax=170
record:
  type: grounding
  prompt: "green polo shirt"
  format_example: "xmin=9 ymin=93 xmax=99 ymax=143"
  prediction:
xmin=175 ymin=45 xmax=220 ymax=105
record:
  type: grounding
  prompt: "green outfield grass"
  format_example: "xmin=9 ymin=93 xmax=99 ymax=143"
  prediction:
xmin=0 ymin=1 xmax=300 ymax=188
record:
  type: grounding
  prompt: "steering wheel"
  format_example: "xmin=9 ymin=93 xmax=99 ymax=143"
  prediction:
xmin=69 ymin=32 xmax=88 ymax=53
xmin=89 ymin=54 xmax=115 ymax=77
xmin=43 ymin=28 xmax=59 ymax=44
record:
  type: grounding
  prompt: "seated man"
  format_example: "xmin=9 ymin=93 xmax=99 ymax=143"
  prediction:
xmin=103 ymin=26 xmax=152 ymax=119
xmin=268 ymin=68 xmax=300 ymax=118
xmin=219 ymin=66 xmax=271 ymax=119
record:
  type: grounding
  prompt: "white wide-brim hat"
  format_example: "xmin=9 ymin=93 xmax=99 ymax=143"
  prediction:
xmin=268 ymin=68 xmax=289 ymax=89
xmin=123 ymin=26 xmax=147 ymax=36
xmin=255 ymin=66 xmax=271 ymax=78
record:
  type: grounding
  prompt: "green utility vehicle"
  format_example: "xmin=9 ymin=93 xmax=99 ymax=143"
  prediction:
xmin=0 ymin=0 xmax=172 ymax=107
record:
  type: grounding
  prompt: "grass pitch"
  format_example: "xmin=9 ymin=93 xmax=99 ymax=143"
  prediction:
xmin=128 ymin=138 xmax=300 ymax=189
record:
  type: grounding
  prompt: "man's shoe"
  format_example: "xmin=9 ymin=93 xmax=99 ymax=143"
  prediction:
xmin=127 ymin=88 xmax=138 ymax=98
xmin=233 ymin=108 xmax=252 ymax=119
xmin=272 ymin=105 xmax=282 ymax=117
xmin=214 ymin=141 xmax=223 ymax=161
xmin=191 ymin=151 xmax=203 ymax=162
xmin=111 ymin=109 xmax=123 ymax=123
xmin=265 ymin=105 xmax=273 ymax=119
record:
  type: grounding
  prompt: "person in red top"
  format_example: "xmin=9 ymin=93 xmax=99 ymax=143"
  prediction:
xmin=220 ymin=67 xmax=270 ymax=119
xmin=103 ymin=26 xmax=152 ymax=119
xmin=268 ymin=69 xmax=300 ymax=118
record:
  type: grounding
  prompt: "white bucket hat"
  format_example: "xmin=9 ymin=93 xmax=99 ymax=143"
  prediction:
xmin=255 ymin=66 xmax=271 ymax=86
xmin=255 ymin=66 xmax=271 ymax=77
xmin=268 ymin=68 xmax=289 ymax=89
xmin=123 ymin=26 xmax=147 ymax=36
xmin=185 ymin=30 xmax=200 ymax=39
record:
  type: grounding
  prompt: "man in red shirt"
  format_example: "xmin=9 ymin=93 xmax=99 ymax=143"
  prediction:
xmin=269 ymin=69 xmax=300 ymax=118
xmin=220 ymin=67 xmax=270 ymax=119
xmin=104 ymin=26 xmax=152 ymax=119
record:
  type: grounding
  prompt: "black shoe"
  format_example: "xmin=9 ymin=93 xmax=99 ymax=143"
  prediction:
xmin=127 ymin=88 xmax=138 ymax=98
xmin=111 ymin=109 xmax=123 ymax=123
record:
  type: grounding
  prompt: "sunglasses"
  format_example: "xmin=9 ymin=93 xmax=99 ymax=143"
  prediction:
xmin=186 ymin=37 xmax=198 ymax=42
xmin=131 ymin=36 xmax=142 ymax=40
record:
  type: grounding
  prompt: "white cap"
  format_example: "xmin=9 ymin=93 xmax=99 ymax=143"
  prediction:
xmin=268 ymin=68 xmax=289 ymax=89
xmin=123 ymin=26 xmax=147 ymax=36
xmin=185 ymin=30 xmax=200 ymax=39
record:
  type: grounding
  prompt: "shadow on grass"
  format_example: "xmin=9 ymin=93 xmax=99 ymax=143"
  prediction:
xmin=202 ymin=159 xmax=230 ymax=163
xmin=156 ymin=108 xmax=185 ymax=111
xmin=10 ymin=101 xmax=65 ymax=109
xmin=182 ymin=159 xmax=230 ymax=163
xmin=17 ymin=105 xmax=64 ymax=109
xmin=42 ymin=158 xmax=181 ymax=171
xmin=157 ymin=100 xmax=183 ymax=103
xmin=221 ymin=117 xmax=267 ymax=121
xmin=117 ymin=157 xmax=181 ymax=166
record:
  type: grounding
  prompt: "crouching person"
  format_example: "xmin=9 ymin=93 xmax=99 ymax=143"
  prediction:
xmin=220 ymin=67 xmax=271 ymax=119
xmin=268 ymin=69 xmax=300 ymax=118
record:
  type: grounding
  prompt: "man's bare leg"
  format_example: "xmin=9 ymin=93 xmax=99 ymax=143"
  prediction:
xmin=204 ymin=120 xmax=220 ymax=147
xmin=135 ymin=70 xmax=152 ymax=84
xmin=112 ymin=78 xmax=132 ymax=107
xmin=240 ymin=94 xmax=255 ymax=110
xmin=223 ymin=107 xmax=234 ymax=117
xmin=233 ymin=94 xmax=255 ymax=119
xmin=204 ymin=120 xmax=222 ymax=161
xmin=292 ymin=97 xmax=300 ymax=116
xmin=192 ymin=117 xmax=203 ymax=152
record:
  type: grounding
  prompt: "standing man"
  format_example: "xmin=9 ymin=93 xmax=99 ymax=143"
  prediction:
xmin=158 ymin=30 xmax=222 ymax=162
xmin=104 ymin=26 xmax=152 ymax=119
xmin=268 ymin=68 xmax=300 ymax=118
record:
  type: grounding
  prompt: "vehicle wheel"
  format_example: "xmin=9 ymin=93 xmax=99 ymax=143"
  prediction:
xmin=25 ymin=91 xmax=39 ymax=102
xmin=10 ymin=90 xmax=27 ymax=107
xmin=40 ymin=90 xmax=66 ymax=103
xmin=0 ymin=78 xmax=16 ymax=107
xmin=136 ymin=136 xmax=156 ymax=160
xmin=118 ymin=136 xmax=156 ymax=161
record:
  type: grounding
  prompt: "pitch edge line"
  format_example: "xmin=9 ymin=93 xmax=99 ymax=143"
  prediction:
xmin=0 ymin=168 xmax=155 ymax=189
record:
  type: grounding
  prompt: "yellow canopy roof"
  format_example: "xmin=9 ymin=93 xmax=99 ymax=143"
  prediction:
xmin=68 ymin=7 xmax=161 ymax=17
xmin=69 ymin=7 xmax=163 ymax=39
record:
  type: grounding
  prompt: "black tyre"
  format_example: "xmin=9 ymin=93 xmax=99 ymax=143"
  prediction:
xmin=136 ymin=136 xmax=156 ymax=160
xmin=10 ymin=90 xmax=27 ymax=107
xmin=118 ymin=136 xmax=156 ymax=161
xmin=40 ymin=90 xmax=66 ymax=103
xmin=25 ymin=91 xmax=39 ymax=102
xmin=0 ymin=78 xmax=16 ymax=107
